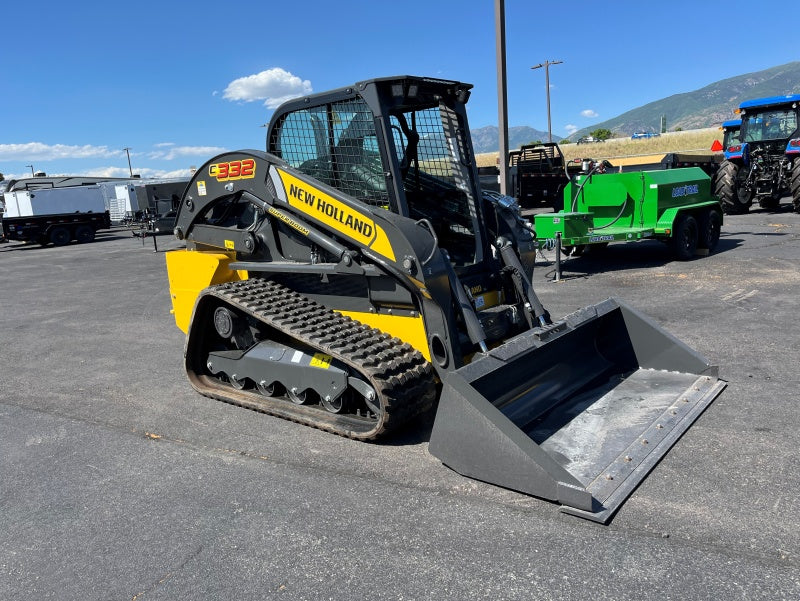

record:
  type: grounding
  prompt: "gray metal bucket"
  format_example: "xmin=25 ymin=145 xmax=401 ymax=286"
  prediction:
xmin=428 ymin=298 xmax=725 ymax=523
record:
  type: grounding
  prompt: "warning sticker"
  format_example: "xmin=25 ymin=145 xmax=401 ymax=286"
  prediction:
xmin=309 ymin=353 xmax=332 ymax=369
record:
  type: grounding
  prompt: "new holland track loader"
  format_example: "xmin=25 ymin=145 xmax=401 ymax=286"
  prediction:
xmin=165 ymin=76 xmax=725 ymax=522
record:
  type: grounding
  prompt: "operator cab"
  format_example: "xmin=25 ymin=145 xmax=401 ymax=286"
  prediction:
xmin=266 ymin=76 xmax=488 ymax=271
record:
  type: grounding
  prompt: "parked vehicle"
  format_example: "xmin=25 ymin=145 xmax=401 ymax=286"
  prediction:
xmin=535 ymin=167 xmax=723 ymax=261
xmin=715 ymin=94 xmax=800 ymax=213
xmin=164 ymin=75 xmax=724 ymax=523
xmin=1 ymin=186 xmax=111 ymax=245
xmin=130 ymin=210 xmax=177 ymax=237
xmin=631 ymin=131 xmax=660 ymax=139
xmin=507 ymin=142 xmax=580 ymax=210
xmin=721 ymin=119 xmax=742 ymax=159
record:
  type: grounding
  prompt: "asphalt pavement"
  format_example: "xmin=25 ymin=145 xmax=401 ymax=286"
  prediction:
xmin=2 ymin=204 xmax=799 ymax=600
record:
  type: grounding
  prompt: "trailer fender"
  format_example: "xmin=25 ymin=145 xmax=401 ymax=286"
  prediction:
xmin=655 ymin=203 xmax=720 ymax=235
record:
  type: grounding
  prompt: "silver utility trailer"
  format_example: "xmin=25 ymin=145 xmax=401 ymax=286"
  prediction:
xmin=1 ymin=186 xmax=111 ymax=246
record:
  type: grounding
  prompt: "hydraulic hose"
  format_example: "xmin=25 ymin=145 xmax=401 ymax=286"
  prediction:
xmin=570 ymin=162 xmax=606 ymax=212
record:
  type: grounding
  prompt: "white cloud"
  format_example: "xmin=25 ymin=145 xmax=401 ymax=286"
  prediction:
xmin=148 ymin=145 xmax=227 ymax=161
xmin=581 ymin=109 xmax=598 ymax=118
xmin=81 ymin=166 xmax=197 ymax=179
xmin=0 ymin=142 xmax=124 ymax=161
xmin=565 ymin=124 xmax=579 ymax=135
xmin=81 ymin=166 xmax=137 ymax=178
xmin=157 ymin=167 xmax=196 ymax=179
xmin=223 ymin=68 xmax=312 ymax=108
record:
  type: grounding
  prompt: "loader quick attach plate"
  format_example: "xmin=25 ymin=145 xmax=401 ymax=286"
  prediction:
xmin=428 ymin=298 xmax=725 ymax=523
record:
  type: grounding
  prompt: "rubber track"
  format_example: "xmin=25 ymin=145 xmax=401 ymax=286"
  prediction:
xmin=188 ymin=278 xmax=437 ymax=441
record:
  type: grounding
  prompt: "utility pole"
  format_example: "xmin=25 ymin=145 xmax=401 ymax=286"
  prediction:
xmin=26 ymin=164 xmax=34 ymax=176
xmin=494 ymin=0 xmax=509 ymax=195
xmin=531 ymin=60 xmax=563 ymax=143
xmin=123 ymin=147 xmax=133 ymax=177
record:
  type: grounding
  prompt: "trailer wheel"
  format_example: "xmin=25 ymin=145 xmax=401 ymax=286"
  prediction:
xmin=75 ymin=225 xmax=96 ymax=243
xmin=791 ymin=157 xmax=800 ymax=214
xmin=697 ymin=209 xmax=721 ymax=253
xmin=671 ymin=214 xmax=698 ymax=260
xmin=715 ymin=161 xmax=751 ymax=214
xmin=50 ymin=227 xmax=71 ymax=246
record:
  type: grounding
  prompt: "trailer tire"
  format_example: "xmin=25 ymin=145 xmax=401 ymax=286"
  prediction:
xmin=50 ymin=227 xmax=71 ymax=246
xmin=697 ymin=209 xmax=722 ymax=253
xmin=75 ymin=225 xmax=96 ymax=243
xmin=715 ymin=160 xmax=751 ymax=215
xmin=791 ymin=157 xmax=800 ymax=214
xmin=671 ymin=214 xmax=698 ymax=260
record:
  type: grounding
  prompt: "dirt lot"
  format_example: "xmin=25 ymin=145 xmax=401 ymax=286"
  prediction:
xmin=2 ymin=201 xmax=799 ymax=600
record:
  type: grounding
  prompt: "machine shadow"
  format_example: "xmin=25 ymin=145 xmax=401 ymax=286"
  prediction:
xmin=536 ymin=235 xmax=746 ymax=279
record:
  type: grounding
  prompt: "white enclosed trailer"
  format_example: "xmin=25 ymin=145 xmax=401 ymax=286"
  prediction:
xmin=1 ymin=186 xmax=111 ymax=245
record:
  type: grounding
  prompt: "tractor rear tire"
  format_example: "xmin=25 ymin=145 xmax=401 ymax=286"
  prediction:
xmin=671 ymin=214 xmax=698 ymax=260
xmin=792 ymin=157 xmax=800 ymax=214
xmin=715 ymin=161 xmax=751 ymax=215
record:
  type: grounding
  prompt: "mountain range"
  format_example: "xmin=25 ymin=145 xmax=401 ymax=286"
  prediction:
xmin=469 ymin=61 xmax=800 ymax=153
xmin=470 ymin=125 xmax=553 ymax=155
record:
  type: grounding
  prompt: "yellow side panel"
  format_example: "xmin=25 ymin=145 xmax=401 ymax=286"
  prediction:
xmin=336 ymin=310 xmax=431 ymax=363
xmin=165 ymin=249 xmax=249 ymax=333
xmin=276 ymin=169 xmax=396 ymax=262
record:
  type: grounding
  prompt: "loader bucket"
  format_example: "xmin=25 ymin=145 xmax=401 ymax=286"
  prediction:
xmin=428 ymin=298 xmax=725 ymax=523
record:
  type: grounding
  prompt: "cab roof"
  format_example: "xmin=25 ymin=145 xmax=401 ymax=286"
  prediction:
xmin=739 ymin=94 xmax=800 ymax=110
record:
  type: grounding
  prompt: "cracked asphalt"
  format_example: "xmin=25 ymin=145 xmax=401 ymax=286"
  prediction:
xmin=2 ymin=202 xmax=799 ymax=600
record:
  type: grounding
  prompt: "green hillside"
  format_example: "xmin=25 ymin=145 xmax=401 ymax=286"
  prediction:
xmin=570 ymin=61 xmax=800 ymax=139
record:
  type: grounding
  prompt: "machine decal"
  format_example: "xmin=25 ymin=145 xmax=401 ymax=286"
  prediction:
xmin=310 ymin=353 xmax=332 ymax=369
xmin=671 ymin=184 xmax=700 ymax=198
xmin=197 ymin=181 xmax=207 ymax=196
xmin=276 ymin=168 xmax=396 ymax=262
xmin=224 ymin=240 xmax=235 ymax=250
xmin=267 ymin=206 xmax=310 ymax=236
xmin=209 ymin=158 xmax=256 ymax=182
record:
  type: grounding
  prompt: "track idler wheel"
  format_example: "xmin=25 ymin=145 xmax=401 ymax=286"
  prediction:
xmin=214 ymin=307 xmax=234 ymax=337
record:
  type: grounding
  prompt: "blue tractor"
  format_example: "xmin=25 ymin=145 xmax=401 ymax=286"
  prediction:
xmin=714 ymin=95 xmax=800 ymax=214
xmin=721 ymin=119 xmax=742 ymax=160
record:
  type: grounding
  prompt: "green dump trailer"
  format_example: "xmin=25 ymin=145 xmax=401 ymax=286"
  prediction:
xmin=534 ymin=167 xmax=723 ymax=260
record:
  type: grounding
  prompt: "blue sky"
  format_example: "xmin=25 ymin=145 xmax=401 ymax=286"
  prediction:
xmin=1 ymin=0 xmax=795 ymax=180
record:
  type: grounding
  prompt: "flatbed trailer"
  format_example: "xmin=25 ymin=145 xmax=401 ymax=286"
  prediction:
xmin=508 ymin=142 xmax=581 ymax=210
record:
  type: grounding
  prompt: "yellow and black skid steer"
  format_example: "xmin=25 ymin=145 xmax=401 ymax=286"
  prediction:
xmin=165 ymin=76 xmax=725 ymax=522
